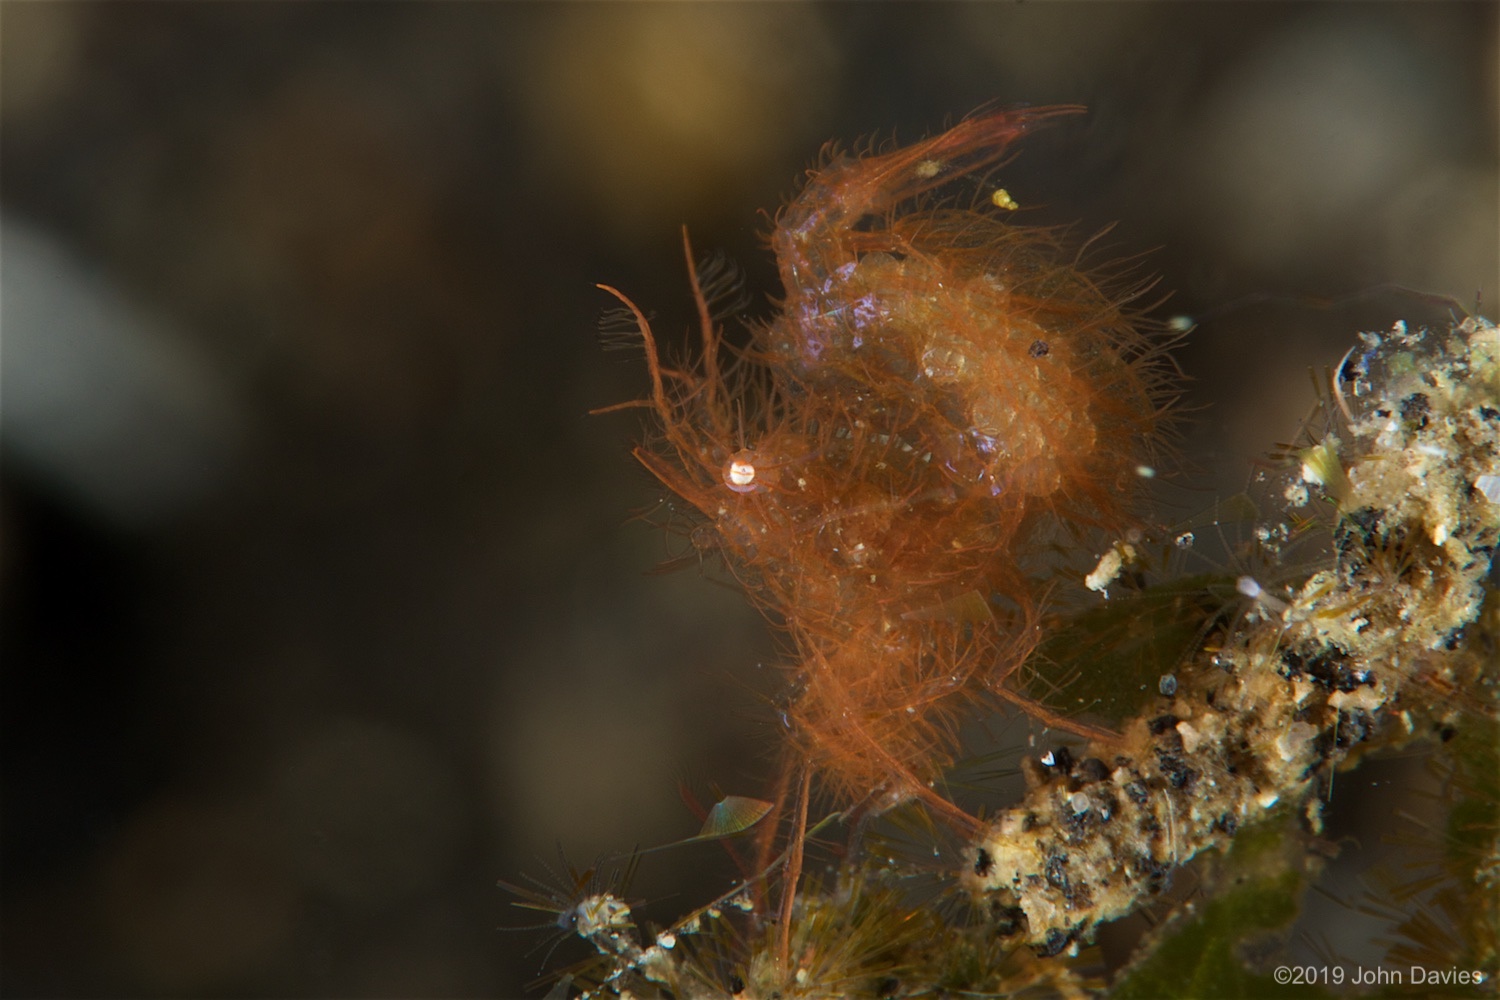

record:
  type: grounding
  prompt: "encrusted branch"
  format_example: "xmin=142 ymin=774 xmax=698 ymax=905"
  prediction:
xmin=963 ymin=317 xmax=1500 ymax=955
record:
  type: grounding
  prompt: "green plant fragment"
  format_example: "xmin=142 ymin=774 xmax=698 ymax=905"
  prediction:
xmin=1108 ymin=869 xmax=1329 ymax=1000
xmin=1031 ymin=574 xmax=1233 ymax=726
xmin=696 ymin=796 xmax=774 ymax=840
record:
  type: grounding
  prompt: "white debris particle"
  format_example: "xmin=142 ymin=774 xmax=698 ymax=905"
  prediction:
xmin=1086 ymin=544 xmax=1135 ymax=593
xmin=1176 ymin=720 xmax=1205 ymax=754
xmin=1275 ymin=722 xmax=1317 ymax=763
xmin=1477 ymin=474 xmax=1500 ymax=503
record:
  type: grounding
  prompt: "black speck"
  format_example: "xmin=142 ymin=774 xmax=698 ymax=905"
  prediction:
xmin=1029 ymin=339 xmax=1050 ymax=358
xmin=1279 ymin=646 xmax=1369 ymax=692
xmin=1156 ymin=728 xmax=1185 ymax=755
xmin=729 ymin=973 xmax=746 ymax=994
xmin=990 ymin=903 xmax=1027 ymax=936
xmin=974 ymin=848 xmax=994 ymax=877
xmin=1134 ymin=851 xmax=1172 ymax=893
xmin=1148 ymin=714 xmax=1180 ymax=736
xmin=1044 ymin=853 xmax=1070 ymax=892
xmin=1440 ymin=725 xmax=1457 ymax=743
xmin=1035 ymin=926 xmax=1075 ymax=958
xmin=1337 ymin=507 xmax=1385 ymax=553
xmin=1021 ymin=812 xmax=1039 ymax=833
xmin=1481 ymin=405 xmax=1499 ymax=421
xmin=1400 ymin=392 xmax=1431 ymax=429
xmin=1442 ymin=626 xmax=1466 ymax=650
xmin=876 ymin=976 xmax=900 ymax=996
xmin=1311 ymin=727 xmax=1336 ymax=765
xmin=1063 ymin=803 xmax=1094 ymax=837
xmin=1073 ymin=757 xmax=1110 ymax=786
xmin=1123 ymin=780 xmax=1149 ymax=806
xmin=1155 ymin=747 xmax=1197 ymax=790
xmin=1335 ymin=709 xmax=1372 ymax=749
xmin=1043 ymin=745 xmax=1076 ymax=773
xmin=1213 ymin=813 xmax=1239 ymax=836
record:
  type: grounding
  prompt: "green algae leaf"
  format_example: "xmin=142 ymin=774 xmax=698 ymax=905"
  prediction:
xmin=1108 ymin=869 xmax=1332 ymax=1000
xmin=1028 ymin=574 xmax=1235 ymax=727
xmin=1108 ymin=808 xmax=1337 ymax=999
xmin=696 ymin=796 xmax=773 ymax=839
xmin=631 ymin=795 xmax=774 ymax=856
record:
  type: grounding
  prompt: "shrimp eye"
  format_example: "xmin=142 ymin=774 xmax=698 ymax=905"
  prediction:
xmin=723 ymin=449 xmax=759 ymax=493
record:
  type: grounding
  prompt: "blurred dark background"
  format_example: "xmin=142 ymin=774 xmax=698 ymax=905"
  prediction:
xmin=1 ymin=4 xmax=1495 ymax=997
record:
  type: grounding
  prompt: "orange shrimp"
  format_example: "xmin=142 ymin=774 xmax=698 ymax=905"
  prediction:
xmin=599 ymin=105 xmax=1174 ymax=972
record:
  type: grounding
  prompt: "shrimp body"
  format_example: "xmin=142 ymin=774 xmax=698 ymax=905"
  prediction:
xmin=604 ymin=107 xmax=1171 ymax=818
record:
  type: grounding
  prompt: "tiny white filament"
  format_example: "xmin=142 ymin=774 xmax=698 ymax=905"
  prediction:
xmin=1237 ymin=575 xmax=1288 ymax=614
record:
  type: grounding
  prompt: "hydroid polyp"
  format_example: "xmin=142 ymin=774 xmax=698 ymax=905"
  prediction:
xmin=498 ymin=845 xmax=642 ymax=980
